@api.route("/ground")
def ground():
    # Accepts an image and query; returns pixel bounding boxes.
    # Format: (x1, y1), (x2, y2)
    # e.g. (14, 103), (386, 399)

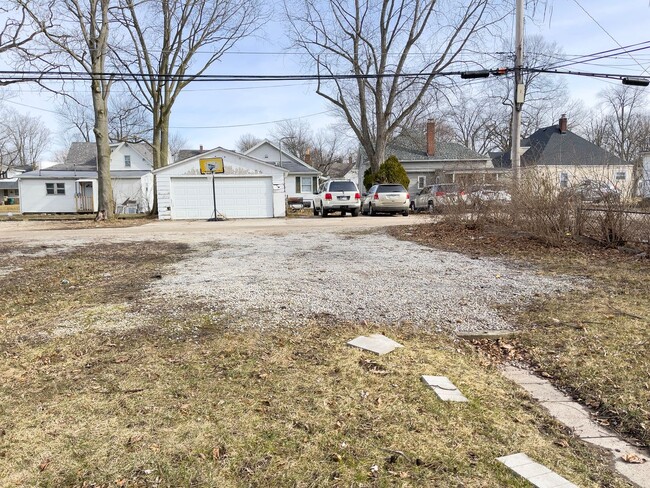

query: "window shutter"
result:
(312, 177), (317, 191)
(295, 177), (301, 193)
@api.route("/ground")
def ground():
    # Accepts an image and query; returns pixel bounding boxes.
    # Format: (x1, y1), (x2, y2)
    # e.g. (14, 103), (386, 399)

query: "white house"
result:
(244, 140), (320, 205)
(640, 151), (650, 199)
(0, 164), (32, 204)
(18, 142), (154, 214)
(154, 147), (288, 220)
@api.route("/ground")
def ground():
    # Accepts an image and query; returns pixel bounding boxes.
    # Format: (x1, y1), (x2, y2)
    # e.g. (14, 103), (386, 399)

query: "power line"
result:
(570, 0), (649, 74)
(169, 110), (333, 129)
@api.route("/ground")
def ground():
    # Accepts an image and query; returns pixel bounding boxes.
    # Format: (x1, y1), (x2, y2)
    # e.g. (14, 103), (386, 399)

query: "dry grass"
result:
(0, 241), (632, 487)
(388, 222), (650, 448)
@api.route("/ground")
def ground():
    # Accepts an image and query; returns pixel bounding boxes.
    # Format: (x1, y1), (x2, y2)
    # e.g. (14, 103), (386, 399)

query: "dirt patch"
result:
(0, 241), (190, 350)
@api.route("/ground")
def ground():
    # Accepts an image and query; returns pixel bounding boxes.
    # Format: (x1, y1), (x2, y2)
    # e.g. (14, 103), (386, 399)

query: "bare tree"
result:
(58, 92), (151, 144)
(268, 119), (313, 160)
(114, 0), (263, 172)
(310, 128), (344, 174)
(598, 84), (647, 164)
(287, 0), (502, 173)
(235, 133), (262, 153)
(168, 131), (188, 161)
(0, 108), (50, 168)
(23, 0), (116, 219)
(0, 1), (49, 86)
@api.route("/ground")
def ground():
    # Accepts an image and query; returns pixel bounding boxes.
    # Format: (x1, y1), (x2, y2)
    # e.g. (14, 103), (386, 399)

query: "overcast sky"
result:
(3, 0), (650, 160)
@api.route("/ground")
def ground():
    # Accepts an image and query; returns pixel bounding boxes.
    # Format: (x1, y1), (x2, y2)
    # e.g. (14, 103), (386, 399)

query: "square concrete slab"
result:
(347, 334), (403, 355)
(497, 453), (578, 488)
(421, 375), (468, 402)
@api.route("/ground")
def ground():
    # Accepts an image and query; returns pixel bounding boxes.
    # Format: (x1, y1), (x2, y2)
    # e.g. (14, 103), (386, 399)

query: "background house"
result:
(18, 142), (154, 214)
(358, 121), (495, 193)
(0, 164), (32, 204)
(154, 147), (288, 220)
(492, 115), (635, 195)
(244, 140), (320, 205)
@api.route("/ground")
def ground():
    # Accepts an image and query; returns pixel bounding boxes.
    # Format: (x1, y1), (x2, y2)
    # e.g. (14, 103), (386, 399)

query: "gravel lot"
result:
(0, 218), (578, 332)
(147, 229), (576, 332)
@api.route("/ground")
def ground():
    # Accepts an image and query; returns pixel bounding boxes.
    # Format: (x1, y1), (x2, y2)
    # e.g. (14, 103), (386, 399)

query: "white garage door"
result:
(170, 176), (273, 219)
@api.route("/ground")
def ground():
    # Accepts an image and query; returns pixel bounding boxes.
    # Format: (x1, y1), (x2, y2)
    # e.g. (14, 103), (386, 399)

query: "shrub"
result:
(363, 156), (410, 190)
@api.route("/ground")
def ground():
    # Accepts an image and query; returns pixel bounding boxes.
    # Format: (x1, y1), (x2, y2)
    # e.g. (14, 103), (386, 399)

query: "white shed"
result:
(154, 147), (288, 220)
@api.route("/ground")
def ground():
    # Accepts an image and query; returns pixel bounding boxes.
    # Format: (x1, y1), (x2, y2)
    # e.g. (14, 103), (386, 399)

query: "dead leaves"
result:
(621, 453), (647, 464)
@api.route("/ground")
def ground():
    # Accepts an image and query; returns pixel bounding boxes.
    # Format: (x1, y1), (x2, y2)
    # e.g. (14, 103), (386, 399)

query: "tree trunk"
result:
(159, 110), (171, 169)
(91, 77), (114, 220)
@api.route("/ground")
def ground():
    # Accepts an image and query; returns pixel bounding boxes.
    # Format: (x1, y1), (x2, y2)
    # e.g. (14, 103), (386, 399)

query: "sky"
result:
(3, 0), (650, 160)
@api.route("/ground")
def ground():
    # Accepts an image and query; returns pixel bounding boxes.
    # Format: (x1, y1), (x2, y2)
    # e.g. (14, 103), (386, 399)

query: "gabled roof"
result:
(154, 146), (289, 174)
(387, 132), (489, 162)
(45, 141), (154, 172)
(493, 124), (630, 168)
(244, 140), (320, 175)
(175, 148), (208, 162)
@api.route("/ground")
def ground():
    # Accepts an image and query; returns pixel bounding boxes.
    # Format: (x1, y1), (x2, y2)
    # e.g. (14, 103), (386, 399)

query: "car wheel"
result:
(410, 201), (415, 212)
(341, 210), (346, 216)
(369, 204), (376, 216)
(351, 208), (359, 217)
(427, 201), (434, 213)
(313, 204), (319, 216)
(402, 210), (409, 216)
(321, 204), (328, 218)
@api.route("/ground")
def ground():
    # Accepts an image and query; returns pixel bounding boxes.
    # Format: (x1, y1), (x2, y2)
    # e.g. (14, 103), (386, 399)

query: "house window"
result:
(124, 155), (131, 168)
(615, 171), (627, 181)
(295, 176), (313, 193)
(46, 183), (65, 195)
(559, 172), (569, 188)
(417, 176), (426, 189)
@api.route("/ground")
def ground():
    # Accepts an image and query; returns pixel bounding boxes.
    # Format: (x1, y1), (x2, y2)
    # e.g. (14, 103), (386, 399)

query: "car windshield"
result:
(329, 181), (357, 191)
(377, 184), (406, 193)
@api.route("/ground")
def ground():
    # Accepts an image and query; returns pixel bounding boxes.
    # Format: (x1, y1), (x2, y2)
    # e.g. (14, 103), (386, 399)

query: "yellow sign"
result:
(199, 157), (224, 174)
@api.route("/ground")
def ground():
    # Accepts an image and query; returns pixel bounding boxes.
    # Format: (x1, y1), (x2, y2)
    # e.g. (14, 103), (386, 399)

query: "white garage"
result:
(170, 176), (273, 219)
(155, 147), (288, 220)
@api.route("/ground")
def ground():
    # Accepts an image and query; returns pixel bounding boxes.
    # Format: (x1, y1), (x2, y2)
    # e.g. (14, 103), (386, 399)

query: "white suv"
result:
(313, 179), (361, 217)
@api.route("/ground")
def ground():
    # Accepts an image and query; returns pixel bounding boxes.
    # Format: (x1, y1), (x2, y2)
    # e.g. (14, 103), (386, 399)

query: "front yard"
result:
(0, 238), (632, 487)
(389, 221), (650, 449)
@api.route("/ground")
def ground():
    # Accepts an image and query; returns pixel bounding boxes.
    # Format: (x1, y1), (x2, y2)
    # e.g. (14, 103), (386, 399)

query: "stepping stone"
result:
(347, 334), (403, 355)
(497, 453), (578, 488)
(420, 375), (468, 402)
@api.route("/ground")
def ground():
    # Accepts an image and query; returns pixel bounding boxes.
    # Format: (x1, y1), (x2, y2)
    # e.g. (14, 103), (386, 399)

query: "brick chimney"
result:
(199, 145), (204, 151)
(305, 148), (312, 164)
(559, 114), (568, 134)
(426, 119), (436, 157)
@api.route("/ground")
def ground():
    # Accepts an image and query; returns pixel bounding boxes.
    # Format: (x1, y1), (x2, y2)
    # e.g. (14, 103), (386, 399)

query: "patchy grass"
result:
(0, 241), (630, 486)
(0, 204), (19, 213)
(388, 221), (650, 448)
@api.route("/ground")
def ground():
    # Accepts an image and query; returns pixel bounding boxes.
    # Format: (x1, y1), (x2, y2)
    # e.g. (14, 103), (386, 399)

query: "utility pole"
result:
(511, 0), (525, 183)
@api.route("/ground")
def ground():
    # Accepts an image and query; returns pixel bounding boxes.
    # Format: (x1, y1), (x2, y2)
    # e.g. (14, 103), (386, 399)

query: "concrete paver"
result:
(347, 334), (403, 355)
(421, 375), (468, 402)
(502, 365), (650, 487)
(497, 453), (578, 488)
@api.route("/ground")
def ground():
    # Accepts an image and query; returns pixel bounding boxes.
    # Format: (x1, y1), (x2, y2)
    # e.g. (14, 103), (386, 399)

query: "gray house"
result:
(356, 121), (495, 194)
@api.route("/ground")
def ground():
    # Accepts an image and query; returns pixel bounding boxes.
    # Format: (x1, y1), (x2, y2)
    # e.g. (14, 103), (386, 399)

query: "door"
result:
(170, 176), (273, 219)
(75, 181), (94, 212)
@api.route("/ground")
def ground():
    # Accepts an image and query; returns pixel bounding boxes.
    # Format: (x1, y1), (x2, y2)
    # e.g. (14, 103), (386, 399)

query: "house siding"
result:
(531, 164), (635, 196)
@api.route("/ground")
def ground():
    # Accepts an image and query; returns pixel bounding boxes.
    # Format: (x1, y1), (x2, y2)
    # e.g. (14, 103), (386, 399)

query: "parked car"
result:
(410, 183), (462, 212)
(361, 183), (410, 216)
(466, 184), (511, 204)
(565, 180), (620, 203)
(313, 179), (361, 217)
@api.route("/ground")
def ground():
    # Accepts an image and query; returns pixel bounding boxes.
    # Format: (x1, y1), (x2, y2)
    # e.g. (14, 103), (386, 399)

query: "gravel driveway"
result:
(148, 229), (575, 332)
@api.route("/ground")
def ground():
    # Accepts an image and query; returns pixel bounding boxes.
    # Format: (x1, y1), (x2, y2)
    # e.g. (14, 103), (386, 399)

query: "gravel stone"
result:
(147, 232), (578, 331)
